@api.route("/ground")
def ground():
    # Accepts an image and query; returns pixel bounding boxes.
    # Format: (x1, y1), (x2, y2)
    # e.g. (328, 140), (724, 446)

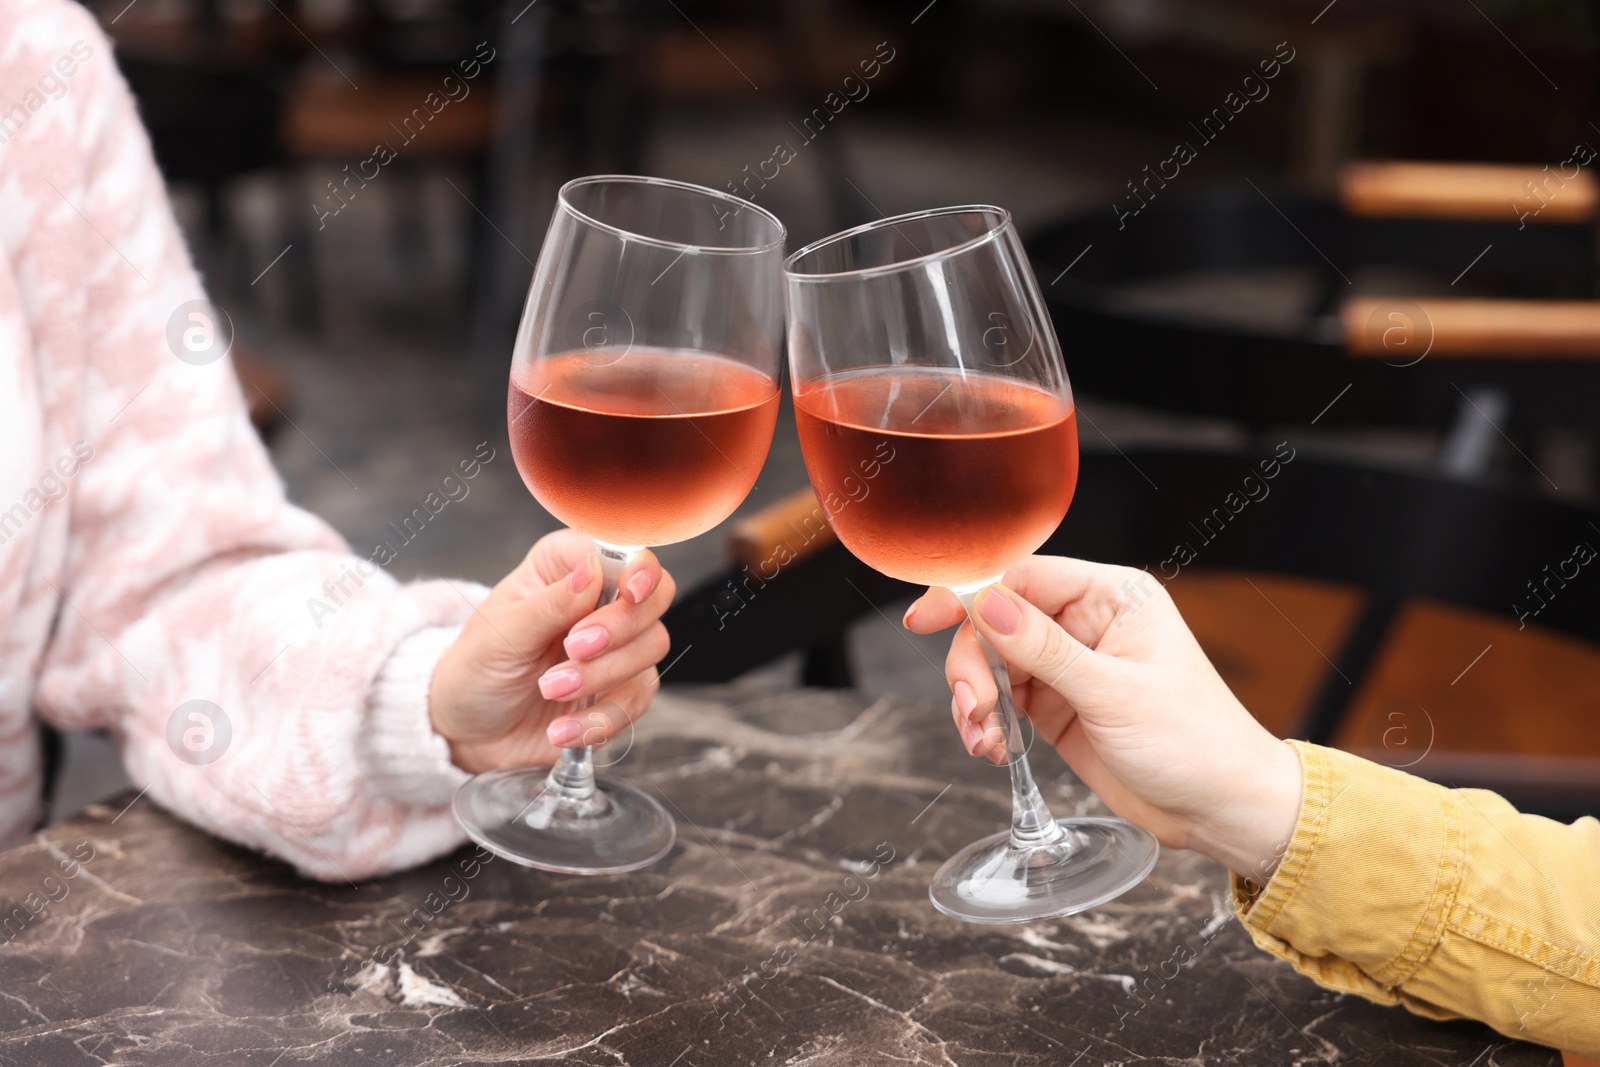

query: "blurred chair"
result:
(665, 449), (1600, 819)
(280, 66), (499, 327)
(1058, 448), (1600, 819)
(467, 0), (897, 419)
(1336, 160), (1600, 365)
(663, 491), (907, 690)
(118, 55), (284, 289)
(116, 55), (294, 441)
(1338, 160), (1600, 224)
(1025, 176), (1600, 483)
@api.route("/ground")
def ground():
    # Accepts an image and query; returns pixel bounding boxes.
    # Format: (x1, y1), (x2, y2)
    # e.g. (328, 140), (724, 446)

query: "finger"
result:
(945, 622), (996, 724)
(562, 558), (677, 662)
(903, 586), (965, 633)
(474, 544), (604, 661)
(970, 584), (1108, 702)
(949, 691), (1005, 763)
(538, 622), (671, 703)
(997, 555), (1117, 616)
(617, 549), (667, 606)
(953, 679), (979, 725)
(522, 529), (608, 588)
(980, 708), (1007, 765)
(546, 668), (658, 747)
(1003, 556), (1160, 648)
(954, 701), (986, 757)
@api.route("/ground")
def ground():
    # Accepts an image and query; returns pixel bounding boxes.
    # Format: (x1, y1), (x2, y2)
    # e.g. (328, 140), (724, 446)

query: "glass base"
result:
(929, 817), (1159, 924)
(452, 767), (676, 875)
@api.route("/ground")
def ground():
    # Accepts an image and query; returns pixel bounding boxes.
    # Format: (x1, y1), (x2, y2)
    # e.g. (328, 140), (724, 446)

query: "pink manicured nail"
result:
(959, 720), (983, 756)
(625, 569), (655, 604)
(564, 625), (610, 660)
(979, 588), (1021, 634)
(902, 600), (919, 628)
(539, 666), (582, 700)
(547, 718), (582, 746)
(569, 557), (594, 594)
(953, 680), (978, 721)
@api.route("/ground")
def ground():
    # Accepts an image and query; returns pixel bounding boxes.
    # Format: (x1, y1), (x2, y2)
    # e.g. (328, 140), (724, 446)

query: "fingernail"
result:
(959, 719), (983, 755)
(983, 725), (1006, 751)
(987, 744), (1008, 766)
(953, 680), (978, 721)
(564, 625), (610, 660)
(568, 557), (594, 594)
(625, 568), (655, 604)
(979, 588), (1021, 635)
(539, 665), (582, 700)
(902, 600), (919, 627)
(547, 718), (582, 746)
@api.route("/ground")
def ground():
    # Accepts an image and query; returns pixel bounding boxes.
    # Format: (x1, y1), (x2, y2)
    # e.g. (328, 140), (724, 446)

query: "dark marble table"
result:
(0, 688), (1558, 1066)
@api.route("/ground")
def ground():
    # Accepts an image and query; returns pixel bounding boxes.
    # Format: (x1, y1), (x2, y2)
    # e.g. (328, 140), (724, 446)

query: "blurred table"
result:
(0, 688), (1557, 1065)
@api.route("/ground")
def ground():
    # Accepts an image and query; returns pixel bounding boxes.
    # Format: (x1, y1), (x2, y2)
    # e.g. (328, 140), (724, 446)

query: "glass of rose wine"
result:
(453, 175), (786, 874)
(784, 205), (1159, 922)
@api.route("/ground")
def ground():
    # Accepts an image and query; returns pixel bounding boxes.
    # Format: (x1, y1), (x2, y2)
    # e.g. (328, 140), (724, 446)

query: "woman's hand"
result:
(429, 529), (675, 774)
(903, 556), (1303, 880)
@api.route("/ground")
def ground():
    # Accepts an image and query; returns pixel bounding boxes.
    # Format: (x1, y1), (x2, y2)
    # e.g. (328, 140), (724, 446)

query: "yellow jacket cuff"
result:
(1231, 740), (1600, 1058)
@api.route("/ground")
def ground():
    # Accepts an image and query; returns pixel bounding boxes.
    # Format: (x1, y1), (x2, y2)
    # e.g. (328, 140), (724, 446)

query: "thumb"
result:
(969, 584), (1108, 700)
(480, 546), (602, 654)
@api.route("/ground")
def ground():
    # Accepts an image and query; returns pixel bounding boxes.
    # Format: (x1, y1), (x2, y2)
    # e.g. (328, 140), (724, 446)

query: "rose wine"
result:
(794, 366), (1078, 587)
(509, 349), (779, 547)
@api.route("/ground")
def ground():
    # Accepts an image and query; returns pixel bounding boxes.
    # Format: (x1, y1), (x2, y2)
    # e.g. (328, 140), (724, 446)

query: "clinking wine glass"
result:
(452, 175), (786, 874)
(783, 205), (1160, 922)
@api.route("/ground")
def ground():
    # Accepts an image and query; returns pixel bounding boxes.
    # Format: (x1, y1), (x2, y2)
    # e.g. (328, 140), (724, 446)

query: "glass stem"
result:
(956, 589), (1068, 851)
(543, 541), (637, 803)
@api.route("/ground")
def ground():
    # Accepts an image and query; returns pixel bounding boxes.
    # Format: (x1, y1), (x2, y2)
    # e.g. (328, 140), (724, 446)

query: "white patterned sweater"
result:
(0, 0), (482, 878)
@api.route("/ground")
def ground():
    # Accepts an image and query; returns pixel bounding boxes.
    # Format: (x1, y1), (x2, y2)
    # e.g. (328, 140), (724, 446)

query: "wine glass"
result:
(453, 175), (786, 874)
(783, 205), (1159, 922)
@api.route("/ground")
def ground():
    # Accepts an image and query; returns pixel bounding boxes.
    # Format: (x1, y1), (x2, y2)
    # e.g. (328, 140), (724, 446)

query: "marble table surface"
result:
(0, 686), (1558, 1066)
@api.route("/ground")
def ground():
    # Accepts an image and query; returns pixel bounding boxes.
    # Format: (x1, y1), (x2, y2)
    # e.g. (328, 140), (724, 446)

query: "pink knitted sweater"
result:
(0, 0), (483, 879)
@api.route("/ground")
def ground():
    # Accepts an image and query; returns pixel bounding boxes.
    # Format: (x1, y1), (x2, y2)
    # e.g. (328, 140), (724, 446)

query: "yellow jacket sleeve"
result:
(1232, 741), (1600, 1057)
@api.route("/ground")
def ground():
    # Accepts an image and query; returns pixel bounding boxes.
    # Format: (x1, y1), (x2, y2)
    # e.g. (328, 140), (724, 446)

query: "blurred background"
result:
(51, 0), (1600, 824)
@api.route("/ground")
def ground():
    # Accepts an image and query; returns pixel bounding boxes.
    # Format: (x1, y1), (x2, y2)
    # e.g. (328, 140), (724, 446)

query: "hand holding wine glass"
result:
(430, 528), (674, 774)
(904, 556), (1304, 881)
(453, 175), (785, 875)
(785, 205), (1159, 922)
